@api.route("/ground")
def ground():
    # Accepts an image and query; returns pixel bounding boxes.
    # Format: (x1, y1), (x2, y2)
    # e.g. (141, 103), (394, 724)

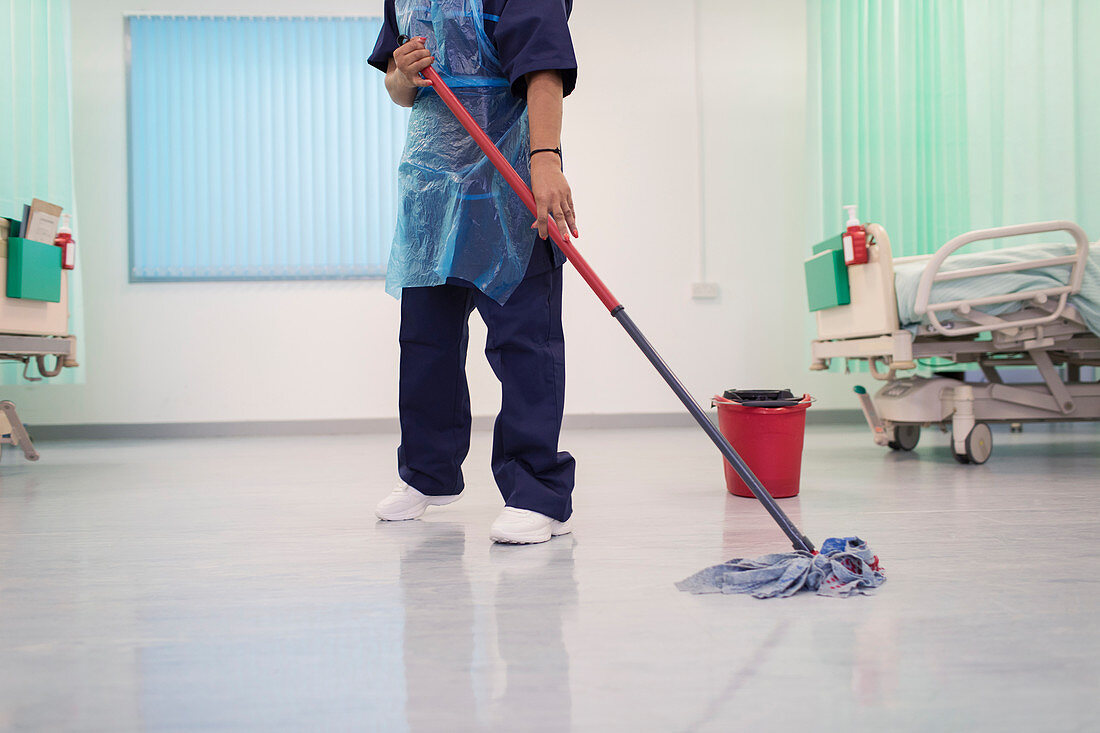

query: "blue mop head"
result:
(676, 537), (885, 599)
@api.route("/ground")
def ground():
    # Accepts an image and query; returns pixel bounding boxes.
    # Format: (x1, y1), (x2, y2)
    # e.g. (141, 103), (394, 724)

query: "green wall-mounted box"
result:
(7, 238), (63, 302)
(812, 233), (844, 255)
(804, 248), (850, 312)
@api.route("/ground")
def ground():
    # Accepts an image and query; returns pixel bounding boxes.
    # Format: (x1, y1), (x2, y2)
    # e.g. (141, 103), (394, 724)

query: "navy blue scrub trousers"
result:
(397, 265), (576, 522)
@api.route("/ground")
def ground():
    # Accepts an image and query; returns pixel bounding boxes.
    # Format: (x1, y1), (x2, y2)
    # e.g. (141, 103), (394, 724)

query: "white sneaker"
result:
(375, 484), (461, 521)
(490, 507), (572, 545)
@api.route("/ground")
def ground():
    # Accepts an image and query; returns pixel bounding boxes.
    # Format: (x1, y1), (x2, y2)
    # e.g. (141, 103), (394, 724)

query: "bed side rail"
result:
(913, 220), (1090, 337)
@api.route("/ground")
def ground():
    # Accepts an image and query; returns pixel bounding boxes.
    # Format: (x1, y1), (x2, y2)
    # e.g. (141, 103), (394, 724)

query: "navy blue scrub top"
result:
(368, 0), (578, 98)
(368, 0), (577, 282)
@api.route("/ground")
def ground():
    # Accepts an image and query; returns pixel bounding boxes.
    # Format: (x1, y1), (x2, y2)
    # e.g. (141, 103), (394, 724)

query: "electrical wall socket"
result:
(692, 282), (720, 300)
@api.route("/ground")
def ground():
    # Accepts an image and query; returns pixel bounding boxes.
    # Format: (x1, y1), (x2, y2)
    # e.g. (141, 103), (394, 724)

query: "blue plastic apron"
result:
(388, 0), (534, 305)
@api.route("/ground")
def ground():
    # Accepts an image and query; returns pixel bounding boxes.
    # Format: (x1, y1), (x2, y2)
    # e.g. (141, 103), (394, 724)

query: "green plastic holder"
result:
(7, 238), (63, 302)
(812, 233), (844, 255)
(804, 248), (850, 312)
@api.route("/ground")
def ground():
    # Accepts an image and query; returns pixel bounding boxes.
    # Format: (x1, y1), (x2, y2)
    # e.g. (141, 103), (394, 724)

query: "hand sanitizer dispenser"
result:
(54, 214), (76, 270)
(842, 205), (868, 266)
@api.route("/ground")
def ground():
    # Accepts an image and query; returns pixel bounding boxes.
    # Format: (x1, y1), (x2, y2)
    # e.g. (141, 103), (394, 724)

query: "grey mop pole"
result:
(612, 308), (815, 554)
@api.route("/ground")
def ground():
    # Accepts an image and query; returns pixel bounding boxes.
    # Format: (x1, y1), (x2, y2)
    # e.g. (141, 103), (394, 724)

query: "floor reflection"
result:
(397, 522), (577, 733)
(722, 491), (804, 558)
(677, 619), (791, 732)
(489, 538), (576, 732)
(399, 522), (478, 732)
(853, 612), (899, 705)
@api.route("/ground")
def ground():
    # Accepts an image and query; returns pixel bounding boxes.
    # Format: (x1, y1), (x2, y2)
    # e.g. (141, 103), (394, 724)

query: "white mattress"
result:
(893, 242), (1100, 336)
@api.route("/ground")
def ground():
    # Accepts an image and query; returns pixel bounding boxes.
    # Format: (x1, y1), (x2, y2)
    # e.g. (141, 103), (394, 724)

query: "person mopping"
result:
(367, 0), (580, 544)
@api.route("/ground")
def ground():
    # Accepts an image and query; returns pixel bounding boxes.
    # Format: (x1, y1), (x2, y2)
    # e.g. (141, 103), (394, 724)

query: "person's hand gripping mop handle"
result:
(417, 63), (815, 554)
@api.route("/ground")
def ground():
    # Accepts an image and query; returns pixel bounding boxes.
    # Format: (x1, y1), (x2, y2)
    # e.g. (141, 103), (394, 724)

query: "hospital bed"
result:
(807, 220), (1100, 464)
(0, 262), (78, 461)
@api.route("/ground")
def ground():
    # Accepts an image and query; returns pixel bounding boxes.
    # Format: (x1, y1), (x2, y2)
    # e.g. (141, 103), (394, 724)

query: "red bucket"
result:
(712, 391), (812, 499)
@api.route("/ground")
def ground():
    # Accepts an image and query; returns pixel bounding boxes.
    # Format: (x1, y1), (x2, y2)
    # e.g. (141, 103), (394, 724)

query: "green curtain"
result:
(0, 0), (83, 384)
(808, 0), (1100, 253)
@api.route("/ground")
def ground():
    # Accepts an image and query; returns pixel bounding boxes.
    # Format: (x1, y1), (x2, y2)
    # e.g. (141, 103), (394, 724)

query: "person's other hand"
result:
(530, 154), (578, 244)
(393, 36), (433, 88)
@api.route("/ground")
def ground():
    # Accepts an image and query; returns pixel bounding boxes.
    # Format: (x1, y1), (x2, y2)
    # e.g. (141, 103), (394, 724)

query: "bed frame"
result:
(809, 220), (1100, 463)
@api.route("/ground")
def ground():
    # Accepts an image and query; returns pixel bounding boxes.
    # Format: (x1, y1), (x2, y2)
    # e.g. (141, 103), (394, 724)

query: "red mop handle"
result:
(420, 66), (622, 313)
(413, 64), (815, 553)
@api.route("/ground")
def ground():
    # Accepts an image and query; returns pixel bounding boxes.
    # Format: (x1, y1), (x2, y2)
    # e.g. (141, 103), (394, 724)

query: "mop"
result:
(410, 57), (885, 598)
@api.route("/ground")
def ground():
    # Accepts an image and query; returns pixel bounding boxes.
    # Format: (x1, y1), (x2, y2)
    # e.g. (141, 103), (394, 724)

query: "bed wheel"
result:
(953, 423), (992, 465)
(888, 424), (920, 451)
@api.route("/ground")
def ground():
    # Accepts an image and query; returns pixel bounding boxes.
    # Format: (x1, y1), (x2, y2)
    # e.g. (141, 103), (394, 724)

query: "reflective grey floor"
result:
(1, 423), (1098, 732)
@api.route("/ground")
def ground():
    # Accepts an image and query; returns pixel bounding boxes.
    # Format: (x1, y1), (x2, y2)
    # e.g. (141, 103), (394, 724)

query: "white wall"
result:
(7, 0), (860, 427)
(691, 0), (863, 408)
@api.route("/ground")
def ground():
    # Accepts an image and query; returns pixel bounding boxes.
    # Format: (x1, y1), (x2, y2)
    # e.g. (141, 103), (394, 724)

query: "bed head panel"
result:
(815, 223), (901, 340)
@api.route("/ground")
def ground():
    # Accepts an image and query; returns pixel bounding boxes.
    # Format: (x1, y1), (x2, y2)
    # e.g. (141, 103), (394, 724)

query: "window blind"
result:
(127, 15), (408, 280)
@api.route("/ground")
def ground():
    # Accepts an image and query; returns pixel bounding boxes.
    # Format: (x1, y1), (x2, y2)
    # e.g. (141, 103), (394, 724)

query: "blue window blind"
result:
(126, 16), (409, 281)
